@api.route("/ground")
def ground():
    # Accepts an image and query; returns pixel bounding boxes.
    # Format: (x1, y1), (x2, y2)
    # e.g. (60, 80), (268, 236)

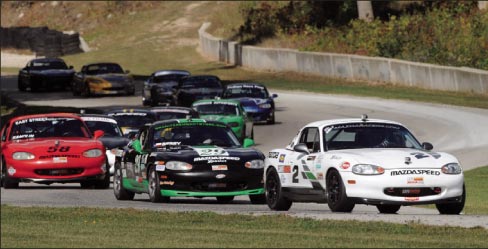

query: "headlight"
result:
(12, 152), (35, 160)
(442, 163), (462, 174)
(228, 122), (240, 127)
(165, 161), (192, 170)
(259, 103), (271, 109)
(352, 164), (385, 175)
(83, 149), (103, 158)
(245, 159), (264, 169)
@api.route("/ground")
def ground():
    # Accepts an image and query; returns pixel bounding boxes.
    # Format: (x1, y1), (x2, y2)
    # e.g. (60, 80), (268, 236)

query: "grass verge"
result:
(1, 205), (487, 248)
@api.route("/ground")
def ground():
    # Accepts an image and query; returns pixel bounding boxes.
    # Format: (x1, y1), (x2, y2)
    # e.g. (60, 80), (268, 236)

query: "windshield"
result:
(152, 123), (239, 147)
(181, 77), (221, 89)
(10, 117), (90, 140)
(30, 61), (68, 70)
(223, 85), (268, 99)
(324, 123), (422, 150)
(109, 113), (154, 128)
(154, 112), (191, 120)
(84, 120), (123, 137)
(152, 74), (186, 84)
(85, 64), (124, 75)
(193, 104), (238, 116)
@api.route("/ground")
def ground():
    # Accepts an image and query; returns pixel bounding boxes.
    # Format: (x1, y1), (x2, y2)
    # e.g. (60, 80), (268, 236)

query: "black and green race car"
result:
(113, 118), (266, 204)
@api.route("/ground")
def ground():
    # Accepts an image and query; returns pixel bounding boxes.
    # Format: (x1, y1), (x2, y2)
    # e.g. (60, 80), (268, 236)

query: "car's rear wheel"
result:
(326, 169), (355, 212)
(249, 194), (266, 204)
(436, 185), (465, 215)
(148, 166), (170, 203)
(1, 158), (19, 189)
(113, 161), (135, 200)
(376, 204), (401, 214)
(265, 167), (292, 211)
(216, 196), (234, 203)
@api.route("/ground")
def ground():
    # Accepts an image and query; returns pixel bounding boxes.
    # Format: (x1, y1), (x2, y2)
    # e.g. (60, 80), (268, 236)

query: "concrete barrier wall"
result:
(198, 22), (488, 95)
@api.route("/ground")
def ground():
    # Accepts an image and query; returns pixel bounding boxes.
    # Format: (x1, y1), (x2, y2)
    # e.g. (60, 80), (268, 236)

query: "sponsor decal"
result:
(39, 154), (80, 159)
(278, 165), (291, 173)
(405, 197), (420, 202)
(268, 152), (279, 159)
(160, 181), (175, 185)
(212, 165), (228, 171)
(410, 152), (429, 159)
(427, 152), (441, 159)
(12, 134), (35, 139)
(332, 123), (401, 130)
(194, 156), (240, 164)
(8, 167), (16, 176)
(407, 177), (424, 184)
(193, 147), (229, 156)
(330, 155), (341, 160)
(307, 156), (316, 161)
(15, 117), (76, 125)
(227, 84), (265, 90)
(340, 162), (351, 169)
(111, 112), (147, 116)
(315, 164), (322, 169)
(279, 154), (285, 163)
(390, 170), (440, 176)
(154, 122), (226, 131)
(53, 157), (68, 163)
(81, 117), (117, 124)
(402, 188), (421, 194)
(155, 141), (181, 147)
(215, 174), (226, 179)
(156, 165), (166, 171)
(316, 172), (324, 180)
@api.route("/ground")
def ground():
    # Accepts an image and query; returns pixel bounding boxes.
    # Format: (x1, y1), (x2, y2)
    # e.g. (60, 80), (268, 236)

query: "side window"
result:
(1, 123), (9, 142)
(299, 127), (320, 153)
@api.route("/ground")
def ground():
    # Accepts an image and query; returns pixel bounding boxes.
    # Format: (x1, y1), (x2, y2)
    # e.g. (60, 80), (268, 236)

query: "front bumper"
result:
(245, 109), (273, 122)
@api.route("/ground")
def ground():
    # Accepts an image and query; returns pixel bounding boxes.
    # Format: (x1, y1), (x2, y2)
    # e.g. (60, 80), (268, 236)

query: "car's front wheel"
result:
(113, 161), (135, 200)
(436, 185), (465, 215)
(376, 204), (401, 214)
(326, 169), (355, 212)
(1, 158), (19, 189)
(148, 165), (170, 203)
(265, 167), (292, 211)
(18, 77), (26, 91)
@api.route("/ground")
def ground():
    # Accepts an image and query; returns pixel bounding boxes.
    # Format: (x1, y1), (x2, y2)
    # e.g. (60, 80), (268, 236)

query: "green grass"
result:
(455, 166), (488, 214)
(1, 205), (487, 248)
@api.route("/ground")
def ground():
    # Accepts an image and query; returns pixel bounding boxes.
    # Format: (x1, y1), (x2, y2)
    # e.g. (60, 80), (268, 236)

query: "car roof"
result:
(29, 57), (65, 63)
(152, 70), (190, 77)
(150, 106), (195, 113)
(83, 62), (122, 67)
(9, 113), (83, 122)
(191, 99), (241, 106)
(106, 108), (152, 114)
(225, 82), (266, 88)
(182, 75), (220, 80)
(304, 117), (404, 129)
(150, 118), (228, 128)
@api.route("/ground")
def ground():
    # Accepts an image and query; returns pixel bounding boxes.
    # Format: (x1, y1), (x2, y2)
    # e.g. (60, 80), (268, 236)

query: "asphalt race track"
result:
(1, 75), (488, 228)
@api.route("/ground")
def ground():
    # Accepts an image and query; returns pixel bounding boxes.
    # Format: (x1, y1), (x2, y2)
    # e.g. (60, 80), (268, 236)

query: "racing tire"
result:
(18, 78), (26, 91)
(265, 167), (292, 211)
(326, 170), (355, 212)
(249, 194), (266, 204)
(436, 185), (465, 215)
(1, 158), (19, 189)
(113, 162), (135, 200)
(216, 196), (234, 204)
(267, 112), (275, 125)
(93, 160), (110, 189)
(376, 204), (401, 214)
(82, 83), (91, 97)
(148, 166), (170, 203)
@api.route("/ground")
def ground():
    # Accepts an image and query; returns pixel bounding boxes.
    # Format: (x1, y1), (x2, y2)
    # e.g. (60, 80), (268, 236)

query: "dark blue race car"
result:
(222, 82), (278, 124)
(18, 57), (75, 92)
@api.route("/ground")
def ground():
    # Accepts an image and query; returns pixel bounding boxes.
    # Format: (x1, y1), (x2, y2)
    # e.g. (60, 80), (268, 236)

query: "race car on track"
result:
(79, 114), (130, 175)
(264, 115), (465, 214)
(142, 70), (191, 106)
(113, 118), (266, 204)
(71, 62), (135, 97)
(222, 82), (278, 124)
(0, 113), (110, 189)
(18, 57), (75, 92)
(191, 99), (253, 142)
(150, 106), (199, 121)
(172, 75), (223, 107)
(106, 109), (157, 138)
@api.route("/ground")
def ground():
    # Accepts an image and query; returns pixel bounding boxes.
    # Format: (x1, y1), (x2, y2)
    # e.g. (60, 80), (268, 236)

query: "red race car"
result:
(0, 113), (110, 189)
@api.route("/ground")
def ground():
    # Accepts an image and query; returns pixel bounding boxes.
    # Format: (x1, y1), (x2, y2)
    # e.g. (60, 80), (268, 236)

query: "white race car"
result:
(264, 115), (465, 214)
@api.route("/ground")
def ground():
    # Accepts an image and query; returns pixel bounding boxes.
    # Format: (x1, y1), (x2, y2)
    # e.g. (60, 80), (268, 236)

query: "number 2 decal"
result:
(292, 165), (299, 183)
(47, 146), (70, 153)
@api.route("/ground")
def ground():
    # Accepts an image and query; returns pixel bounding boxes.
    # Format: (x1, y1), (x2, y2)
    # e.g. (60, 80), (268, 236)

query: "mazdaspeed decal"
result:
(390, 169), (440, 176)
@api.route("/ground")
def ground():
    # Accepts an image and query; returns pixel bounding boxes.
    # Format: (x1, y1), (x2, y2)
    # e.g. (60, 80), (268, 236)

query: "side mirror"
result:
(93, 130), (105, 139)
(69, 65), (74, 69)
(422, 142), (433, 151)
(272, 93), (278, 98)
(242, 138), (255, 148)
(125, 70), (130, 74)
(293, 143), (309, 154)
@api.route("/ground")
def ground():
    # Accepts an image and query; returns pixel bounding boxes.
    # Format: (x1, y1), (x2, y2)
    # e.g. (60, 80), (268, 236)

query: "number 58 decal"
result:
(47, 146), (70, 153)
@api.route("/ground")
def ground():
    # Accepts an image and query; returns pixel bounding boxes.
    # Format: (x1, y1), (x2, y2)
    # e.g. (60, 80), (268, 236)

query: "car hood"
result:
(94, 74), (130, 82)
(232, 97), (269, 106)
(329, 148), (459, 169)
(151, 145), (263, 163)
(30, 69), (74, 76)
(98, 136), (130, 149)
(6, 138), (102, 154)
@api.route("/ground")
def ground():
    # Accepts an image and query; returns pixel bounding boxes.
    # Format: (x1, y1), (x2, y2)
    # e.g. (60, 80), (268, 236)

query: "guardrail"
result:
(199, 22), (488, 95)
